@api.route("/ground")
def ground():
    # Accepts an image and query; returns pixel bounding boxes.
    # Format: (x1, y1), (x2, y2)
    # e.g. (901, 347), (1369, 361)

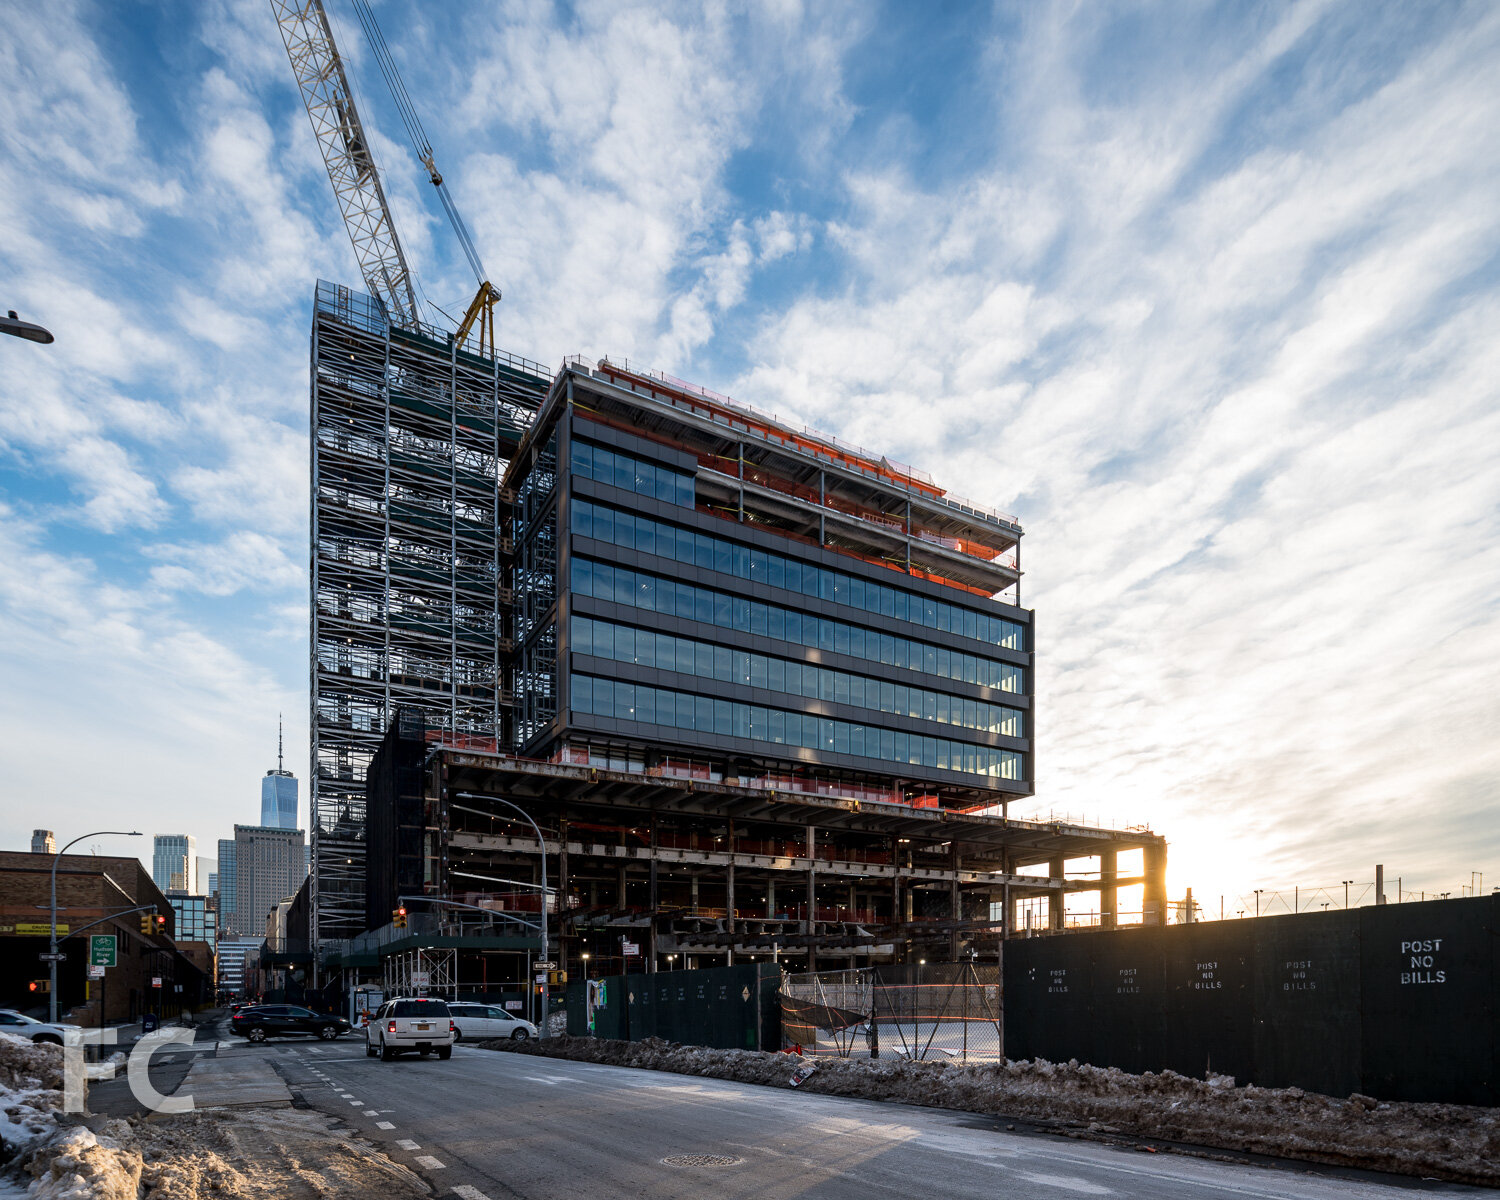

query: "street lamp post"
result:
(1253, 889), (1264, 918)
(51, 831), (143, 1023)
(458, 795), (550, 1034)
(1342, 880), (1353, 909)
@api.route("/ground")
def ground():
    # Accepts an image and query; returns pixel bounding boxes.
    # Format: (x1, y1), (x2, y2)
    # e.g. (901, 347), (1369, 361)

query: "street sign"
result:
(410, 971), (429, 987)
(17, 923), (66, 936)
(151, 976), (162, 988)
(533, 961), (557, 970)
(87, 964), (105, 979)
(38, 952), (66, 963)
(534, 974), (547, 983)
(621, 941), (640, 956)
(89, 934), (117, 968)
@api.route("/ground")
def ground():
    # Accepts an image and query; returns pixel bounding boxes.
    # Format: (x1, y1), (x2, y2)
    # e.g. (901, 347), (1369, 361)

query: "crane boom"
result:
(349, 0), (500, 357)
(270, 0), (422, 330)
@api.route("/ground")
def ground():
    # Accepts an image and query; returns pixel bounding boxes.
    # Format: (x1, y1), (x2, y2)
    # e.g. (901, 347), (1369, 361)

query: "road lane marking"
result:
(396, 1139), (420, 1150)
(451, 1187), (493, 1200)
(349, 1099), (364, 1105)
(414, 1155), (446, 1169)
(364, 1110), (379, 1116)
(522, 1075), (577, 1086)
(376, 1121), (396, 1130)
(1018, 1175), (1112, 1195)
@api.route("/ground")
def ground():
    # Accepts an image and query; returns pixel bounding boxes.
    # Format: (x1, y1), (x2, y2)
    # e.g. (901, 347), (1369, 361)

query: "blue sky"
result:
(1, 0), (1497, 915)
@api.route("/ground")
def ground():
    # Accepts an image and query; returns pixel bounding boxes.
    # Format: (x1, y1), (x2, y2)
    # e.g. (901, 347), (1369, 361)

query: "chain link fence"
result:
(780, 962), (1002, 1063)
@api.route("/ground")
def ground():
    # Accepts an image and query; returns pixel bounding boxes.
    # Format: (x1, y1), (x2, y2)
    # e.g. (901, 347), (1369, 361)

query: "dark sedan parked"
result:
(230, 1004), (350, 1042)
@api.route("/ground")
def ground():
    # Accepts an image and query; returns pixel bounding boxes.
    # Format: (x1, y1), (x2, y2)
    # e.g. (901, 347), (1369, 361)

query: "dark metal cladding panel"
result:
(628, 965), (769, 1049)
(1087, 926), (1167, 1075)
(1359, 898), (1497, 1104)
(1250, 910), (1361, 1096)
(1003, 935), (1093, 1063)
(565, 980), (586, 1036)
(1161, 922), (1256, 1082)
(628, 974), (658, 1041)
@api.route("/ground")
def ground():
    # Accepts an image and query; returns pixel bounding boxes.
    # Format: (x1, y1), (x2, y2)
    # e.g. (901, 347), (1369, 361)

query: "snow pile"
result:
(13, 1109), (431, 1200)
(0, 1033), (64, 1162)
(22, 1125), (141, 1200)
(484, 1035), (1500, 1186)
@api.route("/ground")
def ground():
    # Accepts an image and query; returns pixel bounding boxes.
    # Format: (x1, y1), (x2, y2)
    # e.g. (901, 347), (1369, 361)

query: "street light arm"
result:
(51, 831), (143, 1022)
(455, 792), (551, 1032)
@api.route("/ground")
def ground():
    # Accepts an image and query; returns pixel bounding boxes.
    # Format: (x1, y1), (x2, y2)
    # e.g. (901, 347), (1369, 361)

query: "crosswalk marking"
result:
(376, 1121), (396, 1130)
(451, 1187), (493, 1200)
(414, 1155), (445, 1169)
(396, 1139), (420, 1150)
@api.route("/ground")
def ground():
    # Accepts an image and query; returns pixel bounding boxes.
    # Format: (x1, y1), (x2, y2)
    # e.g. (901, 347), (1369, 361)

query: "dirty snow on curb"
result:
(481, 1034), (1500, 1186)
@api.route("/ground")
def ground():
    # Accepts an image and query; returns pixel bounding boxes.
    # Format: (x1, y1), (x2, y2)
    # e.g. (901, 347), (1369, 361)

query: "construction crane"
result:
(270, 0), (421, 330)
(349, 0), (500, 356)
(271, 0), (500, 354)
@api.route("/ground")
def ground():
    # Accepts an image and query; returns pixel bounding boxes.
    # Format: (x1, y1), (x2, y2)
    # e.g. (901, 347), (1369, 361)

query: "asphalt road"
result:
(170, 1028), (1482, 1200)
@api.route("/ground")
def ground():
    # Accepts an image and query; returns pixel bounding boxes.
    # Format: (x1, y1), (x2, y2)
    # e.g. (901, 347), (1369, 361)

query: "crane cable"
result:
(349, 0), (488, 289)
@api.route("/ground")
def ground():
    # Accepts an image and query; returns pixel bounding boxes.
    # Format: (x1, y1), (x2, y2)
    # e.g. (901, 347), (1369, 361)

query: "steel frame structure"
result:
(310, 281), (549, 944)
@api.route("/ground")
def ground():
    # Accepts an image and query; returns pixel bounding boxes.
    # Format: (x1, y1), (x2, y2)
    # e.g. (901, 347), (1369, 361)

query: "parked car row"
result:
(223, 998), (538, 1051)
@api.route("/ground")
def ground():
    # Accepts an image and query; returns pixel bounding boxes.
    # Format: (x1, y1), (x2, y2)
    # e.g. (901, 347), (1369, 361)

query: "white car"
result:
(448, 1002), (537, 1042)
(0, 1010), (81, 1046)
(365, 997), (454, 1060)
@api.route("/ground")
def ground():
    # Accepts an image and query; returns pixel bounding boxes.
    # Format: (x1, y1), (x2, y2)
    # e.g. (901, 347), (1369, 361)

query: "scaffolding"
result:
(310, 280), (550, 944)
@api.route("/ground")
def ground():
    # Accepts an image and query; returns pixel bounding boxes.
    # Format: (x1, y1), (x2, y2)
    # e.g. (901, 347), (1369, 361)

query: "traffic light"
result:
(393, 906), (407, 929)
(139, 913), (154, 935)
(548, 969), (568, 986)
(28, 980), (49, 994)
(155, 914), (167, 934)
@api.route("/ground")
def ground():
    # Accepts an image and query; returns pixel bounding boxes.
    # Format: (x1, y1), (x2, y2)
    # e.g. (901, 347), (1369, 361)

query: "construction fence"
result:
(780, 961), (1003, 1063)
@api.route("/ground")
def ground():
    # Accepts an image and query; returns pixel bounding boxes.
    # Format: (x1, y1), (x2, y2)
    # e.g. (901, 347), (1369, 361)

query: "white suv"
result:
(365, 997), (455, 1061)
(448, 1002), (537, 1042)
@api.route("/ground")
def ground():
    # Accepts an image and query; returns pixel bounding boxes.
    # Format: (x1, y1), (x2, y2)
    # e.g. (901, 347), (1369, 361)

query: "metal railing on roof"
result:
(565, 354), (1022, 532)
(315, 280), (553, 380)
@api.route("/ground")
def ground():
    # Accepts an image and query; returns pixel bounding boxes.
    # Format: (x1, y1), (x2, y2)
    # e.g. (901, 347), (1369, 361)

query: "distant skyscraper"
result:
(31, 830), (55, 855)
(152, 834), (197, 894)
(232, 823), (305, 939)
(261, 717), (299, 830)
(196, 855), (215, 894)
(217, 839), (237, 934)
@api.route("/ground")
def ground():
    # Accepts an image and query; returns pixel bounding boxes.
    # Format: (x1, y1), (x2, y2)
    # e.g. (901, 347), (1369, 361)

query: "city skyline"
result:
(1, 1), (1497, 909)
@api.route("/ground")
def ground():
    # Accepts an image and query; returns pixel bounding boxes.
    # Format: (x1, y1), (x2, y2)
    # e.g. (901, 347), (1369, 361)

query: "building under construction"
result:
(324, 346), (1168, 998)
(276, 3), (1167, 966)
(309, 282), (549, 940)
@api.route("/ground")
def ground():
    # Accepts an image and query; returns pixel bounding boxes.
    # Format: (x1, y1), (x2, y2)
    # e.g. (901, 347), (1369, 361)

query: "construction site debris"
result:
(483, 1035), (1500, 1186)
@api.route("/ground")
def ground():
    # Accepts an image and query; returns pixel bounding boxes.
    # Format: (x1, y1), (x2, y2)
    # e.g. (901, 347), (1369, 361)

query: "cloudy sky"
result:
(1, 0), (1496, 916)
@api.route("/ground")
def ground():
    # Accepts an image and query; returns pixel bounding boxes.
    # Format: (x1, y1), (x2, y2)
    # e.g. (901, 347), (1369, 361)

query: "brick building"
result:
(0, 851), (206, 1025)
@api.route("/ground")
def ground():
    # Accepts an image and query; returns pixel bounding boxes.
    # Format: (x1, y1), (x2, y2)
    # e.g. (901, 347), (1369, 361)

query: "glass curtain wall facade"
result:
(506, 363), (1033, 808)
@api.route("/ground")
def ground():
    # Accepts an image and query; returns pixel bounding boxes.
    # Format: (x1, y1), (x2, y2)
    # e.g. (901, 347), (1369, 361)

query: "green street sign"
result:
(89, 934), (117, 968)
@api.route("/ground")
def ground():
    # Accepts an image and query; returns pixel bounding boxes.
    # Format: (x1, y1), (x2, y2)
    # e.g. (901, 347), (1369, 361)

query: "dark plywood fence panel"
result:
(1161, 921), (1256, 1082)
(1359, 900), (1497, 1104)
(1005, 934), (1093, 1066)
(1252, 910), (1361, 1097)
(1088, 927), (1166, 1075)
(1003, 895), (1497, 1104)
